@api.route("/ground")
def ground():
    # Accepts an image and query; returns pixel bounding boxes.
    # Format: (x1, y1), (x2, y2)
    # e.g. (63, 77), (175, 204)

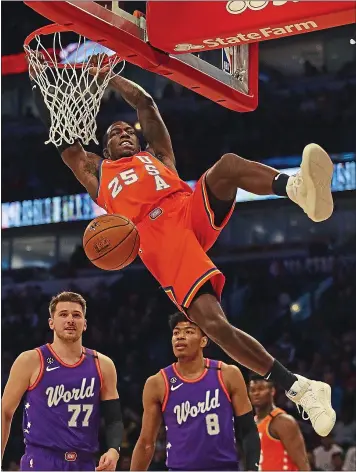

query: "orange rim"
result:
(24, 23), (122, 69)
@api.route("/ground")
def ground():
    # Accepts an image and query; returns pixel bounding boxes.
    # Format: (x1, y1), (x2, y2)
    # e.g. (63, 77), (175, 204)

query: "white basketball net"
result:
(24, 32), (124, 146)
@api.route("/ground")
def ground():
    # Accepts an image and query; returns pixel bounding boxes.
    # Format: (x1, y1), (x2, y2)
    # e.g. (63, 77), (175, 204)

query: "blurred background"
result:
(1, 2), (356, 470)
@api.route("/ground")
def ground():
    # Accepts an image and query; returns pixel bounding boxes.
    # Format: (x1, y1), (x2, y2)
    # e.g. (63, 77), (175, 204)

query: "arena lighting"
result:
(134, 122), (142, 131)
(350, 38), (356, 45)
(291, 303), (301, 314)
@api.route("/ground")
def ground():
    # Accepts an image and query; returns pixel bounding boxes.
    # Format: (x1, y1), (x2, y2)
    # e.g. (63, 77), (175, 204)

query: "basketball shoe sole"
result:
(287, 143), (334, 222)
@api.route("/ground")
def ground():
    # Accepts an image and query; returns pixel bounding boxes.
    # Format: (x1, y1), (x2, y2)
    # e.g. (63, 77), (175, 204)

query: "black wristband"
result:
(235, 412), (261, 471)
(101, 398), (124, 453)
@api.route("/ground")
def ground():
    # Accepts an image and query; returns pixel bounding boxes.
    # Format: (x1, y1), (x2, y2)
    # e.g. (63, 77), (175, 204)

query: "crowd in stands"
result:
(2, 254), (355, 470)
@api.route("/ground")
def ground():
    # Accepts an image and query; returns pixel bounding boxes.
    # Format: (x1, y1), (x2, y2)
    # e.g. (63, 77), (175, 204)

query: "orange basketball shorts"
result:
(136, 172), (235, 311)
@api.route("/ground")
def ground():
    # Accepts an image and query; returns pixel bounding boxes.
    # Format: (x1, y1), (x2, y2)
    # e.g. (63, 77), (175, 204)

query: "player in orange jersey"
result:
(249, 375), (310, 471)
(30, 58), (335, 438)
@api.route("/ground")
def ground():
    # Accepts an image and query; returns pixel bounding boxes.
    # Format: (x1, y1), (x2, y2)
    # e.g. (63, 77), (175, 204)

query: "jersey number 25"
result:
(108, 155), (170, 198)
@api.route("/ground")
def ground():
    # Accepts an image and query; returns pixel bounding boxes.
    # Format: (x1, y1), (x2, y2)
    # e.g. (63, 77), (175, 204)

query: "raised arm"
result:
(104, 74), (176, 173)
(222, 364), (261, 472)
(130, 373), (164, 471)
(270, 414), (310, 471)
(2, 350), (39, 459)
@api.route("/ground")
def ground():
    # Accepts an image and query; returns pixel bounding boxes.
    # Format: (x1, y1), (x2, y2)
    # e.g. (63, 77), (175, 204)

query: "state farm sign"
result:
(174, 20), (317, 52)
(146, 1), (356, 55)
(174, 0), (314, 51)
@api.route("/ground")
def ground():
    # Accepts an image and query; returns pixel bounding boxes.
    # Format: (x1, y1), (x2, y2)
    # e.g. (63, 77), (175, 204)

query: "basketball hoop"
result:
(24, 23), (125, 147)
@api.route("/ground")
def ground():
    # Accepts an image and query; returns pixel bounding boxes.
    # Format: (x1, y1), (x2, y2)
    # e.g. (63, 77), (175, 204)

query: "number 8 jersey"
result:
(22, 344), (101, 454)
(161, 359), (239, 471)
(96, 152), (193, 224)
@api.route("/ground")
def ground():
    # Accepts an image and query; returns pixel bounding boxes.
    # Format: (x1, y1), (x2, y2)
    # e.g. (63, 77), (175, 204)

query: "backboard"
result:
(24, 1), (258, 112)
(24, 1), (356, 113)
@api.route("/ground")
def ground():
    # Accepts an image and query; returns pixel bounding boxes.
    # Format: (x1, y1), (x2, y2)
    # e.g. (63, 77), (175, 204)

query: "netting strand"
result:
(24, 32), (124, 146)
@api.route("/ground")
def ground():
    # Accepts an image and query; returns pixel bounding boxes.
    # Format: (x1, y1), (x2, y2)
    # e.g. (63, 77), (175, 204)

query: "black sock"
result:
(272, 173), (289, 197)
(265, 359), (298, 391)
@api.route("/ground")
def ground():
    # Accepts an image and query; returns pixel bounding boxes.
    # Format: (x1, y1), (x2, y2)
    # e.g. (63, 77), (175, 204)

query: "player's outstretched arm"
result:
(270, 414), (310, 471)
(222, 364), (261, 471)
(130, 374), (164, 471)
(91, 66), (177, 173)
(97, 353), (121, 472)
(1, 350), (39, 460)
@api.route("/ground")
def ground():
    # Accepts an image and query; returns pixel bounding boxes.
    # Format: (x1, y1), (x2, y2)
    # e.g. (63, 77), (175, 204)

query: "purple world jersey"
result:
(22, 344), (102, 455)
(161, 358), (239, 471)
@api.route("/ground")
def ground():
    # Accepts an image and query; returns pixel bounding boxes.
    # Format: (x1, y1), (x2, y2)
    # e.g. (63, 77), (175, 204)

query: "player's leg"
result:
(187, 288), (285, 379)
(186, 289), (336, 437)
(206, 143), (334, 223)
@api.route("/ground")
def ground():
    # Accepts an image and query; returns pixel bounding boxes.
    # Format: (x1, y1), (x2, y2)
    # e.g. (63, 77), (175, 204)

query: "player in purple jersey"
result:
(131, 312), (260, 471)
(1, 292), (123, 471)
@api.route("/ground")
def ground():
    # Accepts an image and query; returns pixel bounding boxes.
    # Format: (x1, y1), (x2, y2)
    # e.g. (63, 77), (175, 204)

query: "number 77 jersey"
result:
(96, 151), (193, 224)
(22, 344), (101, 454)
(161, 359), (239, 471)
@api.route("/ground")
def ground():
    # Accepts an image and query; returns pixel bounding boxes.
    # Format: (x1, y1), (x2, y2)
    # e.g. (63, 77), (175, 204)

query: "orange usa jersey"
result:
(257, 408), (298, 471)
(96, 152), (192, 224)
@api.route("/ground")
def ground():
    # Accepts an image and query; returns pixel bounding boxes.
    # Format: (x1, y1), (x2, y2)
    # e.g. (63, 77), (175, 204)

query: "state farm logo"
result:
(226, 0), (298, 15)
(174, 43), (204, 52)
(174, 18), (317, 52)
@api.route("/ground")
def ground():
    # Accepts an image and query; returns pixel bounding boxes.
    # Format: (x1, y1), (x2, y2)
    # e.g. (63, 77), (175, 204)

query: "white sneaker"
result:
(287, 143), (334, 222)
(286, 374), (336, 437)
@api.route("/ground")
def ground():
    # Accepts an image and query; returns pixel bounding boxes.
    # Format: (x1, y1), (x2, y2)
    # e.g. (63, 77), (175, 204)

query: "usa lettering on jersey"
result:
(108, 155), (170, 198)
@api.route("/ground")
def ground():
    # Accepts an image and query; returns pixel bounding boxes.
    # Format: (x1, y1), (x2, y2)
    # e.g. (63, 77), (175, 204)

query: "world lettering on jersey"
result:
(46, 377), (95, 407)
(173, 388), (220, 425)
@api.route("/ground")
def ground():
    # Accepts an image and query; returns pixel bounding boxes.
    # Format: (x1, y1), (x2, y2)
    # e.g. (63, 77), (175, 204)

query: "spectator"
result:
(331, 451), (344, 471)
(313, 435), (343, 471)
(307, 451), (322, 471)
(333, 408), (356, 448)
(343, 446), (356, 471)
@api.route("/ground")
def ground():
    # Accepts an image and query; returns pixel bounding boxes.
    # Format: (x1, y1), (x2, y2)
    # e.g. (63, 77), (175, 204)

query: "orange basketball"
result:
(83, 215), (140, 270)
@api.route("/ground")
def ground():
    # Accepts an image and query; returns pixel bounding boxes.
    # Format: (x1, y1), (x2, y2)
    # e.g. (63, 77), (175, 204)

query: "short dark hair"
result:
(49, 291), (86, 318)
(168, 312), (209, 345)
(168, 312), (190, 331)
(249, 373), (275, 387)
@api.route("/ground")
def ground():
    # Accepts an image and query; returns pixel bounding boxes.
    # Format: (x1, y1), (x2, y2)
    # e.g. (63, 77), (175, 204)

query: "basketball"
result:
(83, 215), (140, 270)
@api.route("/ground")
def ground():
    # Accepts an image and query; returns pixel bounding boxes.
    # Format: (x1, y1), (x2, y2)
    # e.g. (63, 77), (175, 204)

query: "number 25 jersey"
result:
(96, 152), (192, 224)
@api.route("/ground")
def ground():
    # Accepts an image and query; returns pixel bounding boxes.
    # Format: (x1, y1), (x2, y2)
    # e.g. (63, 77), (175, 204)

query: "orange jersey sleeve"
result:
(96, 151), (192, 224)
(257, 408), (298, 471)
